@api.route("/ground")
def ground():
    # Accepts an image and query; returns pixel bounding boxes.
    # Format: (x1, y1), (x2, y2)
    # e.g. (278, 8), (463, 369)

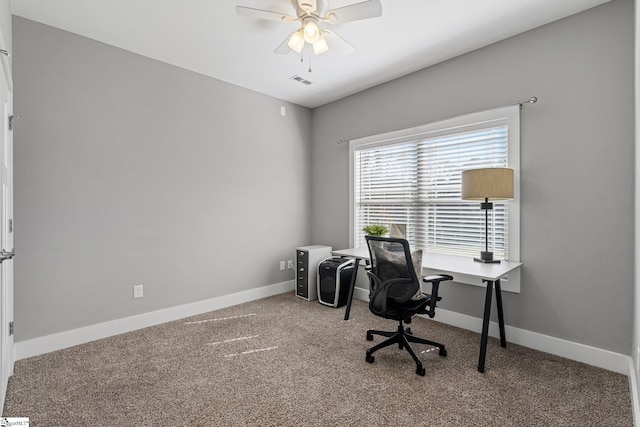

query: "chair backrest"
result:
(365, 236), (422, 304)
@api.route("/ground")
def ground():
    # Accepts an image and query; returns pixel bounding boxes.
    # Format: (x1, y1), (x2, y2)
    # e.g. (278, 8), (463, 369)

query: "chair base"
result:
(365, 320), (446, 376)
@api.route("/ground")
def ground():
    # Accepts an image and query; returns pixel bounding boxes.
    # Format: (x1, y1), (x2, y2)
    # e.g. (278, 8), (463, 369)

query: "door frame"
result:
(0, 28), (13, 410)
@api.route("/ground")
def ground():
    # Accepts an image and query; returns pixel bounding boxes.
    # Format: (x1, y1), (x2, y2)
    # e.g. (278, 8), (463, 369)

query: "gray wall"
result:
(311, 0), (634, 354)
(13, 17), (312, 341)
(11, 0), (636, 355)
(634, 0), (640, 389)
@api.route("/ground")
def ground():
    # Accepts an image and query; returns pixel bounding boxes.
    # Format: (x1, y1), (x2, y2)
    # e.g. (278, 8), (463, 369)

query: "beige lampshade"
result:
(461, 168), (514, 201)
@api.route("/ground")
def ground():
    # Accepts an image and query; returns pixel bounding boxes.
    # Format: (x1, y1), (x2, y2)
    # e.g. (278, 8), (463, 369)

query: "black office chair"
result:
(364, 236), (453, 376)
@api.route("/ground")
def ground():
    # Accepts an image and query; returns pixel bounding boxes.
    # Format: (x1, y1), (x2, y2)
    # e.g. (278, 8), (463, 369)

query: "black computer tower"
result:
(317, 257), (355, 308)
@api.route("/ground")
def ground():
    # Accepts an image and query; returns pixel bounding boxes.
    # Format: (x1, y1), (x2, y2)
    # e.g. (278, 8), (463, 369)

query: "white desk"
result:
(332, 247), (523, 373)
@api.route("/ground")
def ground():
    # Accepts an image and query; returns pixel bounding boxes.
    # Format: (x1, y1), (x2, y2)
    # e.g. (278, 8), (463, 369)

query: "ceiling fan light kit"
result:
(302, 17), (322, 44)
(236, 0), (382, 63)
(312, 36), (329, 55)
(287, 30), (305, 53)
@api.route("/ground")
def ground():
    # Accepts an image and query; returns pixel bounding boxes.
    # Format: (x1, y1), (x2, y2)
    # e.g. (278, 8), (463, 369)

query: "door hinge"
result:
(9, 321), (13, 336)
(8, 115), (18, 131)
(8, 219), (12, 233)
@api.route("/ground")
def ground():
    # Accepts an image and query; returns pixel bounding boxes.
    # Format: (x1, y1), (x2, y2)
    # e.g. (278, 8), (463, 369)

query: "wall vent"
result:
(290, 75), (313, 85)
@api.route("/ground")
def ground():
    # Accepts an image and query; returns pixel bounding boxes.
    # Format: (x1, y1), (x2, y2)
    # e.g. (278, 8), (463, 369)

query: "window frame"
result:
(349, 106), (521, 292)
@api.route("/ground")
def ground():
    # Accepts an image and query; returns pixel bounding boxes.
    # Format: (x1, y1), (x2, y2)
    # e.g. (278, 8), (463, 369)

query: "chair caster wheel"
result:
(366, 353), (375, 364)
(416, 366), (426, 376)
(405, 327), (412, 335)
(366, 332), (373, 341)
(439, 348), (447, 357)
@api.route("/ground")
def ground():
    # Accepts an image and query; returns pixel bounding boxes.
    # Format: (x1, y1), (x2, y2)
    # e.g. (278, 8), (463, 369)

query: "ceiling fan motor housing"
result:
(238, 0), (380, 57)
(296, 0), (328, 15)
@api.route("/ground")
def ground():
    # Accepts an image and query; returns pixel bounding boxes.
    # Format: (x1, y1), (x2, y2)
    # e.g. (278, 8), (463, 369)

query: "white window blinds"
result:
(351, 107), (518, 260)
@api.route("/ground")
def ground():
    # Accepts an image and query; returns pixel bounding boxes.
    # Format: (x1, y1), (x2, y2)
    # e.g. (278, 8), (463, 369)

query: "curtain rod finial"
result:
(518, 96), (538, 109)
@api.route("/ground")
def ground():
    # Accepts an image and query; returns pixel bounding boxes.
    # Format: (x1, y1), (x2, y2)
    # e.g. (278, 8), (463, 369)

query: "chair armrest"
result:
(422, 274), (454, 318)
(423, 274), (454, 283)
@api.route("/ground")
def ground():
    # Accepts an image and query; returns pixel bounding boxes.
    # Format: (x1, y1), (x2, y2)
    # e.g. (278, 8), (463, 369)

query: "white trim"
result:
(349, 106), (518, 149)
(13, 284), (636, 401)
(432, 307), (629, 374)
(357, 285), (638, 421)
(348, 106), (521, 291)
(507, 108), (521, 265)
(352, 285), (370, 301)
(633, 1), (640, 425)
(348, 143), (355, 248)
(353, 286), (628, 374)
(629, 360), (640, 427)
(14, 281), (294, 360)
(0, 25), (11, 91)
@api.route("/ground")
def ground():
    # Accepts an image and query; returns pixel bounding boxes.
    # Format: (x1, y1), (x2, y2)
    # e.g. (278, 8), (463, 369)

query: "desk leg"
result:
(344, 257), (361, 321)
(495, 279), (506, 348)
(478, 279), (494, 373)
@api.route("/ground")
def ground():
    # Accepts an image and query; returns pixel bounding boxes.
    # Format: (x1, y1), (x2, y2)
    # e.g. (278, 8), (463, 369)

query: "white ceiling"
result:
(10, 0), (611, 109)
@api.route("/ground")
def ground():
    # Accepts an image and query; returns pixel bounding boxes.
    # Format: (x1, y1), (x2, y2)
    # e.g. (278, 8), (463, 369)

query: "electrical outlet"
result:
(279, 261), (286, 271)
(133, 284), (144, 299)
(287, 260), (293, 270)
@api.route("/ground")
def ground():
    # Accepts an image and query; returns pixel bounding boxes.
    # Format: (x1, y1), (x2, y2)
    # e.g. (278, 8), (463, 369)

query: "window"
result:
(349, 106), (520, 271)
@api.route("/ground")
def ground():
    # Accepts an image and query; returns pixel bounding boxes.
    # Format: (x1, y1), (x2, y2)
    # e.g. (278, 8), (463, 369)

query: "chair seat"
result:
(383, 295), (431, 319)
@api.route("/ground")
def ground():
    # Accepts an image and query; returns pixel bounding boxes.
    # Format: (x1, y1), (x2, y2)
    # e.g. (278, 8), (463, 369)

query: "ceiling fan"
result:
(236, 0), (382, 57)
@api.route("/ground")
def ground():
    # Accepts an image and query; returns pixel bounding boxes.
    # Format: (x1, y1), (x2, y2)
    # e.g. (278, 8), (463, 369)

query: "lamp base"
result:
(474, 257), (501, 264)
(473, 251), (501, 264)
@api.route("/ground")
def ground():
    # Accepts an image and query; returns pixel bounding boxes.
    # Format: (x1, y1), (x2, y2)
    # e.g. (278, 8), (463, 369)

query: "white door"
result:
(0, 56), (13, 409)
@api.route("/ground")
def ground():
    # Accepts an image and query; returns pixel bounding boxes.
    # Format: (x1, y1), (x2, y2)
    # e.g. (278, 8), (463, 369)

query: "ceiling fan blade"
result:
(323, 30), (355, 56)
(326, 0), (382, 23)
(274, 32), (296, 55)
(236, 6), (296, 22)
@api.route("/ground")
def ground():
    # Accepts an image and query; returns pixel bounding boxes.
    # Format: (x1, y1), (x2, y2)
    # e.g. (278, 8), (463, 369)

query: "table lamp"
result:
(461, 167), (514, 263)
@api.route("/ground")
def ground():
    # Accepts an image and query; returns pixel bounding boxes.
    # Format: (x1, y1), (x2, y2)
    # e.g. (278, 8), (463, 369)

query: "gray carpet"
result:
(3, 293), (633, 426)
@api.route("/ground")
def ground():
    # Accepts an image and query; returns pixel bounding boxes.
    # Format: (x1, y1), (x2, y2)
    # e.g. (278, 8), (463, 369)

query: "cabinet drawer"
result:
(297, 251), (308, 263)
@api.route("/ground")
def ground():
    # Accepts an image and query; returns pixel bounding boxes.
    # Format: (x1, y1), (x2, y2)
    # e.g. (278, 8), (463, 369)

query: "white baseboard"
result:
(14, 283), (636, 375)
(360, 287), (640, 423)
(433, 307), (631, 374)
(15, 281), (294, 361)
(629, 361), (640, 426)
(353, 286), (630, 374)
(12, 282), (640, 423)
